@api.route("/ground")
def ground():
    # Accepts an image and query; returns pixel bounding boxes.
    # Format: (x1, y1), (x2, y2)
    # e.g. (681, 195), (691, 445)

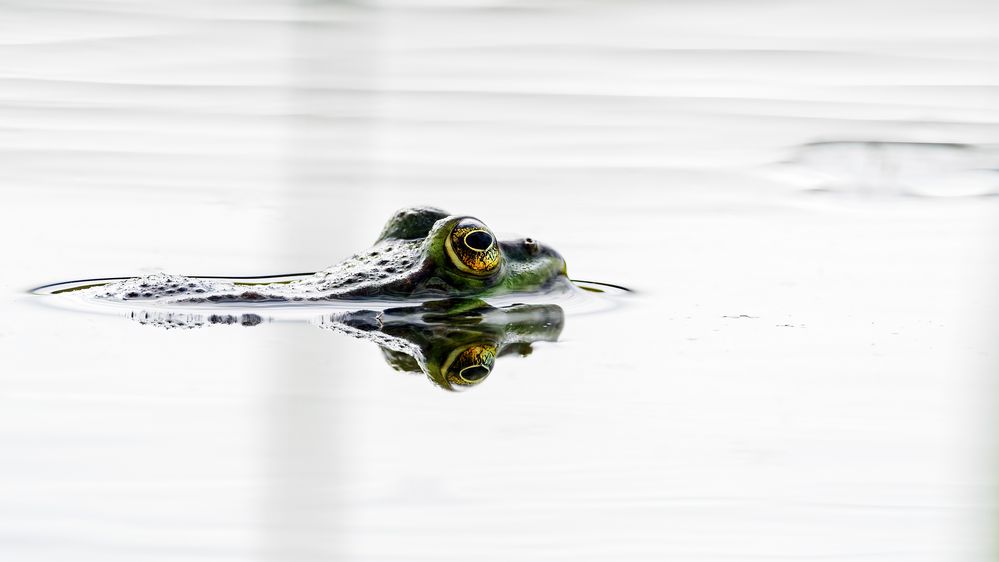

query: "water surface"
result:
(1, 1), (998, 560)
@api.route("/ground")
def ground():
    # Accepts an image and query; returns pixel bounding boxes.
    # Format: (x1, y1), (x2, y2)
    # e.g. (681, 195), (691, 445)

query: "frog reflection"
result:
(318, 299), (564, 391)
(128, 299), (564, 391)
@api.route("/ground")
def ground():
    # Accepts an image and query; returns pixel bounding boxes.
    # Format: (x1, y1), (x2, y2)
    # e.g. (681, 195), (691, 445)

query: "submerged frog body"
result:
(88, 207), (571, 303)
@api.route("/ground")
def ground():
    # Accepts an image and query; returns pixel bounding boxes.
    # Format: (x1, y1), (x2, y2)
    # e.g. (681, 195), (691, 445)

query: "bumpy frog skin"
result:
(88, 207), (571, 304)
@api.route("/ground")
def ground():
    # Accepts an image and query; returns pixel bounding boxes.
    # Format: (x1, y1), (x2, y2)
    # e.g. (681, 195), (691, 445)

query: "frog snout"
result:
(500, 238), (566, 272)
(525, 238), (568, 276)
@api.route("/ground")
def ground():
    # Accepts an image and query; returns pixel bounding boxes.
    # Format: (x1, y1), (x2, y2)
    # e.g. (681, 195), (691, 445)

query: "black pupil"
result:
(460, 365), (491, 382)
(464, 231), (493, 251)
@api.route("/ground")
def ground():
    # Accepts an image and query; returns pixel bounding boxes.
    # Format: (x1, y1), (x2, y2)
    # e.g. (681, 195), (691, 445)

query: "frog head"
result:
(366, 207), (570, 299)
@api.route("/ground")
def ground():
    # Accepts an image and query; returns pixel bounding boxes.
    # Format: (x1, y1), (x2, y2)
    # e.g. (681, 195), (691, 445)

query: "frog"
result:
(86, 206), (572, 304)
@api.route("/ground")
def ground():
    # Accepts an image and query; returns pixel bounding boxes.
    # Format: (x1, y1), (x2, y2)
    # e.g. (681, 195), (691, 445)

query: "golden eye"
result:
(442, 343), (497, 387)
(445, 219), (501, 276)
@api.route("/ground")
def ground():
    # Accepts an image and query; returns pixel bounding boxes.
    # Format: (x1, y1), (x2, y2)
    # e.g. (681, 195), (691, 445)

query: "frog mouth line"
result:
(30, 274), (631, 296)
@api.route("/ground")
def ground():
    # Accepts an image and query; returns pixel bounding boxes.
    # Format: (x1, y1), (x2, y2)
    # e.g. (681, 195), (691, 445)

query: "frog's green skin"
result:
(321, 299), (565, 391)
(91, 207), (571, 303)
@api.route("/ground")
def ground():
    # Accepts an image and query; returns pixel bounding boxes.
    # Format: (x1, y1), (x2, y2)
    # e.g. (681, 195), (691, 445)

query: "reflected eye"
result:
(445, 219), (501, 276)
(442, 343), (497, 387)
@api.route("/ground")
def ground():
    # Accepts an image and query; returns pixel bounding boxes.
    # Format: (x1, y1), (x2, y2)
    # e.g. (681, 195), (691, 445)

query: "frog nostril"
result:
(524, 238), (540, 255)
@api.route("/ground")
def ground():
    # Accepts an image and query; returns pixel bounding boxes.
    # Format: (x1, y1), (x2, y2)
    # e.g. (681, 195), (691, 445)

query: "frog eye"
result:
(445, 219), (501, 276)
(442, 343), (497, 387)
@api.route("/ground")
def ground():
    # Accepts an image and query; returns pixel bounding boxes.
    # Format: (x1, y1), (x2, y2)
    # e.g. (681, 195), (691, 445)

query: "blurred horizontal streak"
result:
(3, 0), (997, 200)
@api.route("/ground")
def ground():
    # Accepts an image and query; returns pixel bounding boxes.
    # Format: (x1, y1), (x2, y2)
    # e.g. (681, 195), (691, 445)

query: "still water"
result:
(1, 0), (998, 560)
